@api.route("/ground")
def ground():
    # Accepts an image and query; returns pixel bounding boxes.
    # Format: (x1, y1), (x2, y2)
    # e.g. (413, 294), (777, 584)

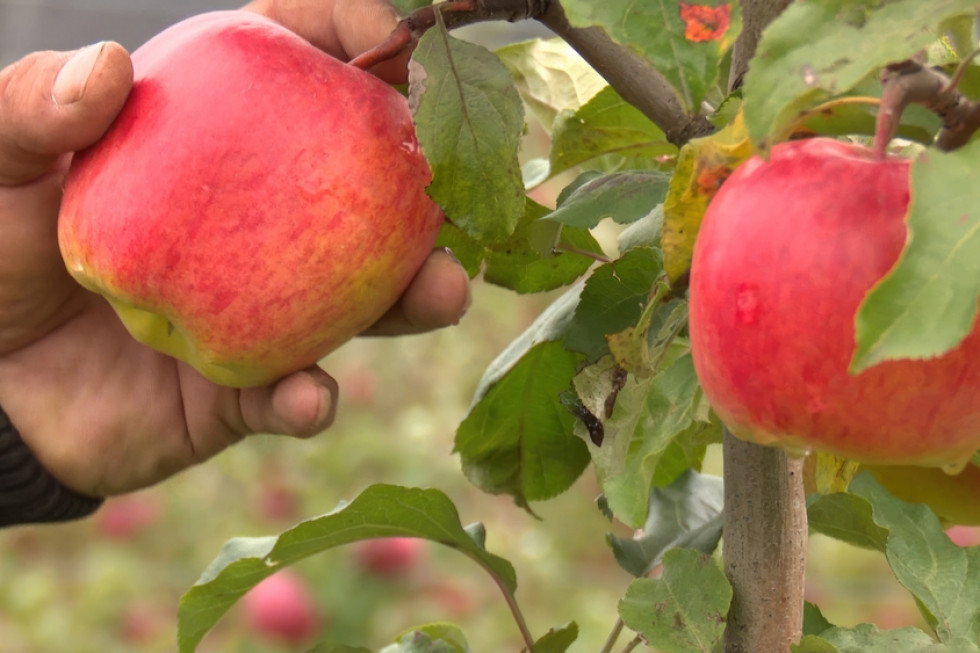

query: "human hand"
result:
(0, 0), (469, 503)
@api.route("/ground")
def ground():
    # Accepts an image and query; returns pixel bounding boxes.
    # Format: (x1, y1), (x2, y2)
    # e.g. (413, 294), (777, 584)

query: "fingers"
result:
(363, 248), (472, 337)
(331, 0), (413, 84)
(239, 367), (339, 438)
(243, 0), (412, 84)
(0, 42), (132, 185)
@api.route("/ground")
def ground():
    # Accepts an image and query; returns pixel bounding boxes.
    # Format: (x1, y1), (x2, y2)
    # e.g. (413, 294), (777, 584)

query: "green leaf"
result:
(618, 205), (664, 253)
(742, 0), (979, 147)
(531, 623), (579, 653)
(803, 601), (835, 637)
(550, 85), (675, 176)
(619, 548), (732, 653)
(660, 113), (754, 284)
(437, 199), (600, 293)
(177, 485), (515, 653)
(564, 247), (663, 362)
(602, 354), (718, 527)
(573, 353), (718, 528)
(793, 635), (841, 653)
(561, 0), (738, 111)
(381, 624), (470, 653)
(545, 171), (671, 229)
(850, 473), (980, 644)
(852, 142), (980, 372)
(390, 0), (431, 14)
(792, 624), (967, 652)
(806, 492), (889, 551)
(607, 469), (724, 577)
(409, 29), (524, 243)
(308, 645), (374, 653)
(455, 339), (589, 507)
(469, 284), (582, 393)
(494, 38), (606, 130)
(484, 200), (600, 293)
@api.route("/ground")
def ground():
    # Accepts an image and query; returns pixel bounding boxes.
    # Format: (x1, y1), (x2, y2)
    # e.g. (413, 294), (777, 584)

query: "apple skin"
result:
(689, 138), (980, 467)
(864, 463), (980, 526)
(59, 11), (444, 387)
(241, 570), (321, 646)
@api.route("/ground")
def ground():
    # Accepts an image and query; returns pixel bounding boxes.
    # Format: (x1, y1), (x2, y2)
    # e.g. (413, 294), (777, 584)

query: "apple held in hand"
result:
(689, 138), (980, 467)
(59, 11), (444, 387)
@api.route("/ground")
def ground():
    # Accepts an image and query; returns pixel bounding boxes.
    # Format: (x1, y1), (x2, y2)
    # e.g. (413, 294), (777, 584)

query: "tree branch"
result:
(728, 0), (792, 91)
(351, 0), (713, 148)
(538, 1), (714, 147)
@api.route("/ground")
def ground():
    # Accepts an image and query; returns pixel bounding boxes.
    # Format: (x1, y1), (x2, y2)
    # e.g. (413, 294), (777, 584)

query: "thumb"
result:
(0, 42), (133, 185)
(239, 367), (339, 438)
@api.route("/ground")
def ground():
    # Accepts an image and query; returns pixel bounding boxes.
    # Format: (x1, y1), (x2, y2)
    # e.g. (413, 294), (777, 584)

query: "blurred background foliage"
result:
(0, 1), (972, 652)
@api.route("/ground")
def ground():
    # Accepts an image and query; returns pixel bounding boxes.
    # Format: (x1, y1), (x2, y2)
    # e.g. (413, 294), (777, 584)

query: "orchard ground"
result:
(0, 276), (948, 653)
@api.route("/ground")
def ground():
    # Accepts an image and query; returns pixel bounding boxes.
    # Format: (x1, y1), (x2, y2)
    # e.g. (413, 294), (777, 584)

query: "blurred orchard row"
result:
(3, 276), (976, 652)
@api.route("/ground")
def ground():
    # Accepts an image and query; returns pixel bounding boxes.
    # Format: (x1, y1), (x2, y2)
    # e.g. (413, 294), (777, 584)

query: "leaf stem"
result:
(488, 571), (536, 651)
(619, 635), (644, 653)
(599, 617), (625, 653)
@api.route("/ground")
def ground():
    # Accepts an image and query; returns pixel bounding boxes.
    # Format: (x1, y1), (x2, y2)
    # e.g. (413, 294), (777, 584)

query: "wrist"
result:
(0, 405), (103, 527)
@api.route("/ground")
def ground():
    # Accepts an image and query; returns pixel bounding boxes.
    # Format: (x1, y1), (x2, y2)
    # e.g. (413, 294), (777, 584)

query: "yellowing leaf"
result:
(661, 112), (754, 284)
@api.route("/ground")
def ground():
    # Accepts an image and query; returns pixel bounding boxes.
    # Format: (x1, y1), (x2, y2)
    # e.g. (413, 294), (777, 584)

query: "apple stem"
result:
(873, 56), (980, 156)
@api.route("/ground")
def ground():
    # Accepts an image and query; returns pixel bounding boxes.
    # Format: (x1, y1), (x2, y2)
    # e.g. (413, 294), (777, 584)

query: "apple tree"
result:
(176, 0), (980, 651)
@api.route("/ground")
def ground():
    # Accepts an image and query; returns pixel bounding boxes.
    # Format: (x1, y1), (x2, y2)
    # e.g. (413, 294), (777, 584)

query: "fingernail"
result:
(443, 247), (462, 267)
(53, 42), (105, 105)
(315, 382), (337, 429)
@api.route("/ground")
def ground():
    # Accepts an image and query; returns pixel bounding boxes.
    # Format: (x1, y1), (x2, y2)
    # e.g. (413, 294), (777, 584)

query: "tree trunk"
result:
(722, 429), (808, 652)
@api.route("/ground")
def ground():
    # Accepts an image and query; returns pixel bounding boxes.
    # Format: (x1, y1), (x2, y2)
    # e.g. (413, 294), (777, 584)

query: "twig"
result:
(619, 634), (645, 653)
(599, 617), (626, 653)
(537, 2), (713, 147)
(728, 0), (793, 91)
(875, 55), (980, 155)
(349, 0), (548, 71)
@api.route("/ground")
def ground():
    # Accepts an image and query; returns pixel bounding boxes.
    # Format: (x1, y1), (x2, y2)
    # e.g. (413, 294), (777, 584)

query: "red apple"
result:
(946, 525), (980, 547)
(95, 494), (160, 540)
(58, 11), (443, 388)
(355, 537), (423, 578)
(241, 570), (321, 646)
(689, 138), (980, 467)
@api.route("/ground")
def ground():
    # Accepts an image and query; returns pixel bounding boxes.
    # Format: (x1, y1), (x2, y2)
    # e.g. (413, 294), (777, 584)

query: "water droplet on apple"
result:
(735, 284), (759, 324)
(941, 459), (969, 476)
(400, 139), (418, 154)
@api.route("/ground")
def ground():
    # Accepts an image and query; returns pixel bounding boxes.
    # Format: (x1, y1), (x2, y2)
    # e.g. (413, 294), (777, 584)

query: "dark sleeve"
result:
(0, 406), (103, 527)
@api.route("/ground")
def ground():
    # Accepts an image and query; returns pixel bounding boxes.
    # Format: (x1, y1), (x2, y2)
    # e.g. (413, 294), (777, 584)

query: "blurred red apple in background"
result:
(946, 525), (980, 547)
(59, 11), (443, 388)
(95, 493), (160, 540)
(689, 138), (980, 467)
(355, 537), (423, 578)
(241, 570), (321, 646)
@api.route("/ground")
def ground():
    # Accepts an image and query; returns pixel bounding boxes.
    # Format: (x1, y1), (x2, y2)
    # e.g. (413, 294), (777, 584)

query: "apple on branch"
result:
(689, 137), (980, 468)
(58, 11), (444, 388)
